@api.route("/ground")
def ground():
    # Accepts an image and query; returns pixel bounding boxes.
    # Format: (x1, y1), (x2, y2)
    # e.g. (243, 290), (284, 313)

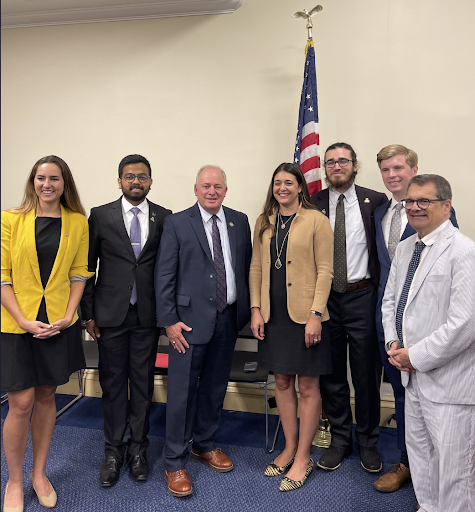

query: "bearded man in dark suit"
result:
(311, 142), (387, 473)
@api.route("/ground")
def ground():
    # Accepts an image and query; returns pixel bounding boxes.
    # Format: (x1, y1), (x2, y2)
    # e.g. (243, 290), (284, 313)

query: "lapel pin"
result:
(321, 209), (326, 215)
(65, 232), (69, 237)
(229, 222), (234, 227)
(151, 212), (156, 222)
(364, 198), (370, 203)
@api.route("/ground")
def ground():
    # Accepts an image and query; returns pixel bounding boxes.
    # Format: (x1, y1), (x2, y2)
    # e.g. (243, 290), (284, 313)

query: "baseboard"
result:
(56, 370), (396, 428)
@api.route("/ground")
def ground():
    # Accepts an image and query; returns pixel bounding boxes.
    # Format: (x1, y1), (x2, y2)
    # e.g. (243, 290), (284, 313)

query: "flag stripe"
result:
(293, 40), (321, 195)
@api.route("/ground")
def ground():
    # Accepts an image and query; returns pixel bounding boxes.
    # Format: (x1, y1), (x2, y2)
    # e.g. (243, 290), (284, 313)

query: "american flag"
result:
(293, 40), (321, 195)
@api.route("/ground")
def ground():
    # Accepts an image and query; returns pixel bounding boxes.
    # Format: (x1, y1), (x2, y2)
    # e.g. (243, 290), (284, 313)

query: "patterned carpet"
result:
(1, 396), (417, 511)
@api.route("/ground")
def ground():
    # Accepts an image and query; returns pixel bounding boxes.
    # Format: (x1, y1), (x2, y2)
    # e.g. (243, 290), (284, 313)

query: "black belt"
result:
(345, 278), (372, 292)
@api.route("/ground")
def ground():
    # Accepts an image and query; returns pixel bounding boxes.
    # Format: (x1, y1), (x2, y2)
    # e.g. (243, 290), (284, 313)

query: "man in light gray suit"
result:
(382, 174), (475, 512)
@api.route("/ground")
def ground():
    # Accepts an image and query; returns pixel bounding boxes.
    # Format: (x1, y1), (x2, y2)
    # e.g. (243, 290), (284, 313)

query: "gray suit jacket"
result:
(382, 222), (475, 404)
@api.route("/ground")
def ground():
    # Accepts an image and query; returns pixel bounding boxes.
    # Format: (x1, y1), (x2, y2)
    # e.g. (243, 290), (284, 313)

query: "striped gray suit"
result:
(382, 222), (475, 512)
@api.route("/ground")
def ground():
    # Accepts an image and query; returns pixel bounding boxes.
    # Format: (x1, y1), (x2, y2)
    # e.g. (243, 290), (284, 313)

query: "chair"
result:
(228, 350), (273, 452)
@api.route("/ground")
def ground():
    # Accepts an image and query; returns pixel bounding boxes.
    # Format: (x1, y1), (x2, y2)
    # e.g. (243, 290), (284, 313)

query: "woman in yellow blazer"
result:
(250, 163), (333, 492)
(1, 155), (93, 512)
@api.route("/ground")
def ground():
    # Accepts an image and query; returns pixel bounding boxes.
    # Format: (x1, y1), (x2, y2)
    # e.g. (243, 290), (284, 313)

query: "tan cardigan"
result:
(249, 207), (334, 324)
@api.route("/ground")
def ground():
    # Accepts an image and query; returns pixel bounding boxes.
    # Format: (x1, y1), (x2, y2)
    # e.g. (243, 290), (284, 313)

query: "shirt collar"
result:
(122, 196), (148, 215)
(329, 183), (357, 204)
(197, 202), (225, 223)
(390, 197), (404, 211)
(418, 219), (450, 247)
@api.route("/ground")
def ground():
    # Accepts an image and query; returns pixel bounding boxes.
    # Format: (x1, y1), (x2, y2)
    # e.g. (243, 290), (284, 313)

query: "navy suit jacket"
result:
(155, 202), (252, 344)
(374, 201), (458, 335)
(311, 185), (388, 285)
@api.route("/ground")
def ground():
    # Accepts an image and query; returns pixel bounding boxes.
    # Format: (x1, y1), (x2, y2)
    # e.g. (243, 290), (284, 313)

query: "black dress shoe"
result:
(100, 454), (123, 487)
(127, 454), (148, 482)
(360, 446), (382, 473)
(317, 445), (352, 471)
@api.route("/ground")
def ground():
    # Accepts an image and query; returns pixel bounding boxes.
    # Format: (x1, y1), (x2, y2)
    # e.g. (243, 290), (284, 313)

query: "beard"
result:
(122, 185), (149, 204)
(325, 170), (357, 190)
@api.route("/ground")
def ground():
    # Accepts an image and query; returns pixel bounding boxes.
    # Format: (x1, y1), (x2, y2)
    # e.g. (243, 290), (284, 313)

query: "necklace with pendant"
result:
(275, 212), (295, 269)
(279, 211), (296, 229)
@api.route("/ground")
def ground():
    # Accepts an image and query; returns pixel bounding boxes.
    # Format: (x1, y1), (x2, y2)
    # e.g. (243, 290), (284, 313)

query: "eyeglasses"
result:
(324, 158), (352, 169)
(401, 198), (447, 210)
(122, 173), (150, 183)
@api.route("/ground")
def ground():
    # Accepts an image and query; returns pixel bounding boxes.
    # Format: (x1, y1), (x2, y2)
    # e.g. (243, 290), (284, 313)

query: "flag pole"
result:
(292, 5), (324, 195)
(292, 5), (323, 41)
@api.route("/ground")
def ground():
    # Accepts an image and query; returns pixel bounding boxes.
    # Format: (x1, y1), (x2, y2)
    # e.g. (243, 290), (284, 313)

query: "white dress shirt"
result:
(329, 184), (370, 283)
(121, 196), (149, 252)
(198, 203), (237, 305)
(382, 198), (408, 248)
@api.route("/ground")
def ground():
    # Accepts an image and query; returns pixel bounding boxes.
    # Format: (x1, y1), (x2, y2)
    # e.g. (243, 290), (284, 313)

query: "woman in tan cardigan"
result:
(250, 163), (333, 491)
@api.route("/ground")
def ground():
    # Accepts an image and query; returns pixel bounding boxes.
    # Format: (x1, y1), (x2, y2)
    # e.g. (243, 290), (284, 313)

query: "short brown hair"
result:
(376, 144), (418, 169)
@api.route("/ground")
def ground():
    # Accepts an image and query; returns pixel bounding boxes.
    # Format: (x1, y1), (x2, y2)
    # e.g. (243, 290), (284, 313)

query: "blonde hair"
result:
(9, 155), (86, 216)
(376, 144), (418, 169)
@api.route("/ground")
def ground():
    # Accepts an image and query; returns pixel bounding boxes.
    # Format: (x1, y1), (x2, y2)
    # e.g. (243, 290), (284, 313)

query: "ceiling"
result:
(1, 0), (244, 29)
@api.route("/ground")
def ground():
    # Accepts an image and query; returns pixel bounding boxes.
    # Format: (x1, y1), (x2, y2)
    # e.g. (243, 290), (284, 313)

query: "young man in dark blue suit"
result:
(373, 145), (457, 493)
(155, 165), (252, 497)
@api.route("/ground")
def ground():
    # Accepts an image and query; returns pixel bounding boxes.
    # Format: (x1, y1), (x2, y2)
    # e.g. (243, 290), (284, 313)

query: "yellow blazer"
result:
(249, 207), (334, 324)
(1, 205), (94, 334)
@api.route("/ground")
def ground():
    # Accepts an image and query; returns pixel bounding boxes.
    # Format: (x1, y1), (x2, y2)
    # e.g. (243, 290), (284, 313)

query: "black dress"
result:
(1, 217), (86, 391)
(258, 215), (332, 376)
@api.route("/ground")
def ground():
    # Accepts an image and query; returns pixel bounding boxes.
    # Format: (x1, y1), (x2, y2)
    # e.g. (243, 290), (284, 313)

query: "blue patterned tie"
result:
(130, 207), (141, 305)
(395, 241), (425, 347)
(212, 215), (227, 312)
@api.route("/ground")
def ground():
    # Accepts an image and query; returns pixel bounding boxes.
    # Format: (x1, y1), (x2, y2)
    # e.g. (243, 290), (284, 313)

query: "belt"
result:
(345, 278), (372, 292)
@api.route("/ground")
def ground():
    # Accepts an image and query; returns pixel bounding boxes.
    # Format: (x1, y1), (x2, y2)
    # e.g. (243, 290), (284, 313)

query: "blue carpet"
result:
(1, 396), (416, 511)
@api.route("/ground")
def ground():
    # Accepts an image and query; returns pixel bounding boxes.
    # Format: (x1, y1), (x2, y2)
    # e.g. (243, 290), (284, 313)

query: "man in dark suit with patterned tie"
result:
(311, 142), (387, 473)
(155, 165), (252, 497)
(81, 154), (171, 487)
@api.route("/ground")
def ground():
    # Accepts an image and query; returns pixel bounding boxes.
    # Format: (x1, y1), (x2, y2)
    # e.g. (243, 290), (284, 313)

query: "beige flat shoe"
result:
(3, 482), (24, 512)
(29, 473), (57, 508)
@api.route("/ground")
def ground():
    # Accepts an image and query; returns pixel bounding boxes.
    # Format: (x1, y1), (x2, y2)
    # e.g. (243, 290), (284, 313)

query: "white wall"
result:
(2, 0), (474, 238)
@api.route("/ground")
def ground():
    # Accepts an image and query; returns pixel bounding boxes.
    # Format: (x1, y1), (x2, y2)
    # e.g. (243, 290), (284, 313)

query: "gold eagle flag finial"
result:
(292, 5), (323, 39)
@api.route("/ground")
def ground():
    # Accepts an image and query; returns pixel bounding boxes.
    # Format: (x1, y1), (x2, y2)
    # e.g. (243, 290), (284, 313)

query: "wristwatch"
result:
(311, 310), (322, 317)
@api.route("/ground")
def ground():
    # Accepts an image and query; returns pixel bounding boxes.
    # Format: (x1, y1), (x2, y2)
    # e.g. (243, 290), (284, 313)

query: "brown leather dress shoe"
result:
(165, 470), (193, 497)
(191, 447), (234, 472)
(374, 463), (411, 492)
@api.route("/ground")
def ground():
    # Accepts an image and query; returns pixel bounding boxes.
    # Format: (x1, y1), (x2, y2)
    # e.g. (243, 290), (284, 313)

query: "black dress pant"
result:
(320, 285), (382, 449)
(98, 303), (159, 458)
(163, 303), (238, 472)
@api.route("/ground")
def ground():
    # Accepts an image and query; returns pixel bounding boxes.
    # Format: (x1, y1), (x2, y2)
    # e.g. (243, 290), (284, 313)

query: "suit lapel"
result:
(111, 198), (136, 260)
(355, 186), (372, 247)
(223, 207), (236, 270)
(401, 222), (416, 241)
(47, 204), (69, 285)
(315, 190), (330, 217)
(406, 227), (453, 309)
(375, 201), (391, 265)
(189, 203), (213, 263)
(25, 210), (42, 288)
(139, 200), (157, 259)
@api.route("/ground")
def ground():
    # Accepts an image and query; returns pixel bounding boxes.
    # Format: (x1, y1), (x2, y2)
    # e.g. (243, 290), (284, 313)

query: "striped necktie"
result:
(395, 241), (425, 347)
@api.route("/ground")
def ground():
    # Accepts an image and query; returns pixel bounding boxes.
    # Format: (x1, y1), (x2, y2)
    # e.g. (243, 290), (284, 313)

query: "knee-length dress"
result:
(1, 217), (86, 391)
(258, 215), (332, 376)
